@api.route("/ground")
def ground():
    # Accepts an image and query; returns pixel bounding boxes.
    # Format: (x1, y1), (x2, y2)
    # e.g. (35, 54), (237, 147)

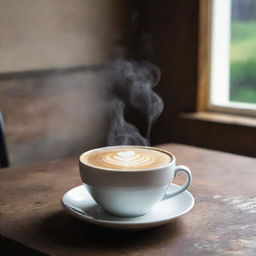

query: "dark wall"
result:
(139, 0), (200, 145)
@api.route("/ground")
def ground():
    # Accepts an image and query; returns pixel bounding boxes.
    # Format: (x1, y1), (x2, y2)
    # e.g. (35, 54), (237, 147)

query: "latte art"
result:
(104, 150), (153, 167)
(81, 146), (172, 170)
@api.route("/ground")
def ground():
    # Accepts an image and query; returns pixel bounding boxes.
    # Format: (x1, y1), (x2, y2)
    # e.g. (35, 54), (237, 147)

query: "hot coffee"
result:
(80, 146), (172, 170)
(79, 145), (191, 217)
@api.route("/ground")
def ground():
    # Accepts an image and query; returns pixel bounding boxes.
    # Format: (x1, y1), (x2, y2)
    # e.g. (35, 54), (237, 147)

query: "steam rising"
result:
(107, 59), (163, 146)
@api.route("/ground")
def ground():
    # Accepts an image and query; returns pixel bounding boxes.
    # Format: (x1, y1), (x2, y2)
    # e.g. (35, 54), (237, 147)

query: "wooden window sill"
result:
(179, 112), (256, 128)
(167, 111), (256, 157)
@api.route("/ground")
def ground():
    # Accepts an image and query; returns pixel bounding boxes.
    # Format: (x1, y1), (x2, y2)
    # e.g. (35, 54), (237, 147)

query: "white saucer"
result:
(61, 184), (194, 230)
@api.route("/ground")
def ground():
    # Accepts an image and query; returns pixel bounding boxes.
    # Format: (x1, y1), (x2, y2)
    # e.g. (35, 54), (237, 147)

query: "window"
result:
(209, 0), (256, 115)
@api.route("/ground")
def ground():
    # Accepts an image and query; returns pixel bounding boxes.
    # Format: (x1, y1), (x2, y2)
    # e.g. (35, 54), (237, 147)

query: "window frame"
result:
(203, 0), (256, 116)
(168, 0), (256, 158)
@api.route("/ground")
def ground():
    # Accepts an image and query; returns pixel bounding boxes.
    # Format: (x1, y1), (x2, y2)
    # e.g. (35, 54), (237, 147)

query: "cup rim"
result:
(79, 145), (175, 172)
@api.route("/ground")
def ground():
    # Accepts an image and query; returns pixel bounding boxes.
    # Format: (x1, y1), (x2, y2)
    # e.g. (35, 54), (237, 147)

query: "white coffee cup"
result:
(79, 145), (192, 217)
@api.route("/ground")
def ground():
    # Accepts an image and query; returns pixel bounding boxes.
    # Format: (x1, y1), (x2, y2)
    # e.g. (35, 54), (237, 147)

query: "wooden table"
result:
(1, 143), (256, 256)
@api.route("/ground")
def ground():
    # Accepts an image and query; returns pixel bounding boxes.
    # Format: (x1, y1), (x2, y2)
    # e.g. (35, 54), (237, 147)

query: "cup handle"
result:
(162, 165), (192, 200)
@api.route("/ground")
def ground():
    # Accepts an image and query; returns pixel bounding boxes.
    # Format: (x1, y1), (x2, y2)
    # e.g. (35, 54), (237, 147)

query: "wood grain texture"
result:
(0, 143), (256, 256)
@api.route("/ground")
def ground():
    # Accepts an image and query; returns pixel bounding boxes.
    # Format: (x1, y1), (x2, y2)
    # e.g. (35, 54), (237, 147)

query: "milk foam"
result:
(81, 147), (172, 170)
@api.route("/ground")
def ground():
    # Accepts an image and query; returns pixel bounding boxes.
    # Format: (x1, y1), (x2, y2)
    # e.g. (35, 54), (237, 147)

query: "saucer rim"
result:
(61, 184), (195, 229)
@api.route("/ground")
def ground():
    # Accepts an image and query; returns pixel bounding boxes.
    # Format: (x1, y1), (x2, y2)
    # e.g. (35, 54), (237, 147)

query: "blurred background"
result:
(230, 0), (256, 103)
(1, 0), (256, 168)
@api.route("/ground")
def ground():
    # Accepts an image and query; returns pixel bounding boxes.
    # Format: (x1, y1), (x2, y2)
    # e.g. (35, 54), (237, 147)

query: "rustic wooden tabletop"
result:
(0, 143), (256, 256)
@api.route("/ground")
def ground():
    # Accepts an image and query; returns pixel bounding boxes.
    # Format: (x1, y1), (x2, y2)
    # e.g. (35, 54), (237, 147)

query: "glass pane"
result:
(230, 0), (256, 104)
